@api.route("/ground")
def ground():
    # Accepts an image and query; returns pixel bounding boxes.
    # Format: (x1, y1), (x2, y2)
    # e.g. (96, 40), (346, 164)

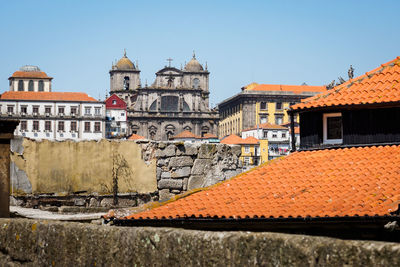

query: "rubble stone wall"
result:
(1, 218), (400, 266)
(10, 138), (243, 204)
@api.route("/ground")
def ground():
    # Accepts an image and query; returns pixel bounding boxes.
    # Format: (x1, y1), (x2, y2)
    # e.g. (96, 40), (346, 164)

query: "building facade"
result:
(218, 83), (326, 138)
(110, 51), (219, 141)
(0, 66), (105, 141)
(105, 94), (127, 138)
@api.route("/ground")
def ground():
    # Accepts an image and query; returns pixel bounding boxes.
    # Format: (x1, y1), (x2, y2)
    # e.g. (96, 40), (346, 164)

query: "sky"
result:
(0, 0), (399, 107)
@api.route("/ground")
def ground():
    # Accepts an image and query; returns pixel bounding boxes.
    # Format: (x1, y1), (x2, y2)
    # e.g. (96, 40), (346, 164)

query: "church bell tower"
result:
(110, 50), (141, 92)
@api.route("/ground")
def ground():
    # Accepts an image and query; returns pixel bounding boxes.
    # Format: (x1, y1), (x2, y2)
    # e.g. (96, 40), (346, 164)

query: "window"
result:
(276, 102), (282, 110)
(18, 80), (24, 91)
(323, 113), (343, 144)
(275, 116), (283, 125)
(112, 100), (117, 105)
(84, 122), (91, 132)
(71, 107), (77, 115)
(45, 107), (51, 114)
(20, 121), (27, 131)
(263, 131), (268, 138)
(28, 80), (34, 91)
(272, 131), (278, 138)
(244, 145), (250, 153)
(38, 80), (44, 91)
(33, 106), (39, 114)
(71, 121), (77, 132)
(58, 121), (64, 132)
(244, 157), (250, 165)
(121, 112), (125, 116)
(94, 122), (101, 132)
(95, 107), (101, 116)
(7, 106), (14, 113)
(58, 107), (64, 114)
(45, 121), (51, 131)
(260, 102), (267, 110)
(20, 106), (27, 114)
(260, 115), (268, 124)
(123, 76), (130, 90)
(33, 121), (39, 131)
(282, 132), (286, 138)
(85, 107), (91, 115)
(193, 78), (200, 89)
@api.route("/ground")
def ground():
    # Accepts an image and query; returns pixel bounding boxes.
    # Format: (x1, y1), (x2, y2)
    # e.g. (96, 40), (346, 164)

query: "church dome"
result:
(19, 65), (41, 72)
(184, 52), (204, 72)
(115, 51), (135, 70)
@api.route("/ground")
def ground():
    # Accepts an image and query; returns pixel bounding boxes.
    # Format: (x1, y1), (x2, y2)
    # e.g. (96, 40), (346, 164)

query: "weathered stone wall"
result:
(10, 138), (243, 204)
(1, 218), (400, 266)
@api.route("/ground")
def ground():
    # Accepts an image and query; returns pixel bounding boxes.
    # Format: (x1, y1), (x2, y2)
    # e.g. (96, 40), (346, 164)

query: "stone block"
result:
(182, 177), (189, 191)
(161, 172), (171, 179)
(158, 179), (183, 190)
(156, 167), (162, 180)
(199, 144), (216, 159)
(225, 170), (241, 180)
(184, 143), (198, 156)
(191, 159), (212, 175)
(158, 142), (167, 149)
(171, 167), (191, 178)
(231, 145), (242, 156)
(74, 199), (86, 206)
(188, 175), (205, 190)
(159, 189), (174, 201)
(169, 156), (193, 167)
(89, 197), (98, 207)
(162, 144), (176, 157)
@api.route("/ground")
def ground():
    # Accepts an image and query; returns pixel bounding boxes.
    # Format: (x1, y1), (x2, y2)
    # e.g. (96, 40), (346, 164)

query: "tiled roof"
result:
(0, 91), (98, 102)
(243, 123), (288, 132)
(241, 136), (259, 144)
(171, 130), (200, 139)
(220, 134), (243, 145)
(10, 71), (51, 79)
(115, 145), (400, 220)
(291, 56), (400, 111)
(247, 84), (326, 93)
(202, 133), (218, 139)
(128, 134), (145, 140)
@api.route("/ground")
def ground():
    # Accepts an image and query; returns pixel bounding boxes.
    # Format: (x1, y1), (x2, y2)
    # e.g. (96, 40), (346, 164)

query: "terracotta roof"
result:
(128, 134), (145, 140)
(10, 71), (51, 79)
(247, 84), (326, 93)
(116, 145), (400, 221)
(243, 123), (288, 132)
(202, 133), (218, 139)
(220, 134), (243, 145)
(171, 130), (200, 139)
(292, 56), (400, 111)
(241, 136), (259, 144)
(0, 91), (98, 102)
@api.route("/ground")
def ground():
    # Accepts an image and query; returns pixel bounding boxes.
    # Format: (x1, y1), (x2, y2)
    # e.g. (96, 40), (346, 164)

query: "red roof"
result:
(202, 133), (218, 139)
(241, 136), (259, 144)
(247, 84), (326, 94)
(220, 134), (243, 145)
(128, 134), (145, 140)
(292, 56), (400, 111)
(10, 71), (51, 79)
(112, 145), (400, 221)
(171, 130), (200, 139)
(105, 94), (127, 109)
(0, 91), (98, 102)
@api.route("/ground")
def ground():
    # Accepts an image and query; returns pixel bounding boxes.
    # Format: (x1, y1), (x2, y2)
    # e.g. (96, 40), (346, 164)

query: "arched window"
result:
(28, 80), (34, 91)
(123, 76), (130, 90)
(193, 78), (200, 89)
(183, 101), (190, 112)
(161, 96), (179, 111)
(38, 80), (44, 91)
(149, 100), (157, 111)
(18, 80), (24, 91)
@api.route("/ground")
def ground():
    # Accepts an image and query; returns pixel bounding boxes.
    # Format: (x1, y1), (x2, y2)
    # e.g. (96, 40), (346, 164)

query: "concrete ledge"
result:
(0, 218), (400, 266)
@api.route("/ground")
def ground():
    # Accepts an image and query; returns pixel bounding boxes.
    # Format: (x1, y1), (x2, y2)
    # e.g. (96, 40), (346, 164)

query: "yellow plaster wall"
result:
(219, 105), (242, 137)
(11, 139), (157, 195)
(259, 139), (269, 163)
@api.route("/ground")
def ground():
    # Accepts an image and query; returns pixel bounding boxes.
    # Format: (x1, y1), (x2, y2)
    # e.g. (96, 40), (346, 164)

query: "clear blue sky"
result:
(0, 0), (398, 107)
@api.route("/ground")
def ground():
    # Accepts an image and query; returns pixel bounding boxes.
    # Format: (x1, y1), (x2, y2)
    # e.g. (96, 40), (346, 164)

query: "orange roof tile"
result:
(171, 130), (200, 139)
(202, 133), (218, 139)
(241, 136), (259, 144)
(247, 84), (326, 93)
(292, 56), (400, 111)
(116, 145), (400, 220)
(10, 71), (51, 79)
(0, 91), (98, 102)
(220, 134), (243, 145)
(243, 123), (288, 132)
(128, 134), (145, 140)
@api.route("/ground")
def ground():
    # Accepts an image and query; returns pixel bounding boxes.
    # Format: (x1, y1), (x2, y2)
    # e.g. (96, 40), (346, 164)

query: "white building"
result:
(105, 94), (128, 138)
(9, 65), (52, 92)
(0, 65), (105, 141)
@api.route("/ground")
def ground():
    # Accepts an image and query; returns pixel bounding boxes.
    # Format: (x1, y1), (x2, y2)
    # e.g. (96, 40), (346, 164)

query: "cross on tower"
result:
(166, 58), (173, 67)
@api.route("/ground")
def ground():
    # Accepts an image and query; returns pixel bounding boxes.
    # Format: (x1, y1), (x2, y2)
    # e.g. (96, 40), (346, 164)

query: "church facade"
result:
(109, 51), (219, 140)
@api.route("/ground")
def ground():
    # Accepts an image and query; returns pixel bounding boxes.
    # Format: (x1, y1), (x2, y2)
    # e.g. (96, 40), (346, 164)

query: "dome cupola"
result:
(115, 50), (135, 70)
(184, 52), (204, 72)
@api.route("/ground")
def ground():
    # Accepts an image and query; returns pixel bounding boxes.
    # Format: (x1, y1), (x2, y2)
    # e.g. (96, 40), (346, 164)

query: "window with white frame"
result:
(244, 157), (250, 165)
(323, 113), (343, 144)
(85, 107), (91, 115)
(244, 145), (250, 153)
(272, 131), (278, 138)
(95, 107), (101, 116)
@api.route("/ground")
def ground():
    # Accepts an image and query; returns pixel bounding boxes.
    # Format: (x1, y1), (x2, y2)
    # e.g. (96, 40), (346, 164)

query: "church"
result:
(109, 51), (219, 140)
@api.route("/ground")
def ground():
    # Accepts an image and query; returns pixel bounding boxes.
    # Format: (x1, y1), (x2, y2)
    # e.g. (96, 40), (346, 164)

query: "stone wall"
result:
(1, 218), (400, 266)
(10, 138), (243, 205)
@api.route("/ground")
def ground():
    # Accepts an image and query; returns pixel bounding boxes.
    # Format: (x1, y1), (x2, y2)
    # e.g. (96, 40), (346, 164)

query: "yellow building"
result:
(221, 134), (262, 168)
(218, 83), (325, 138)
